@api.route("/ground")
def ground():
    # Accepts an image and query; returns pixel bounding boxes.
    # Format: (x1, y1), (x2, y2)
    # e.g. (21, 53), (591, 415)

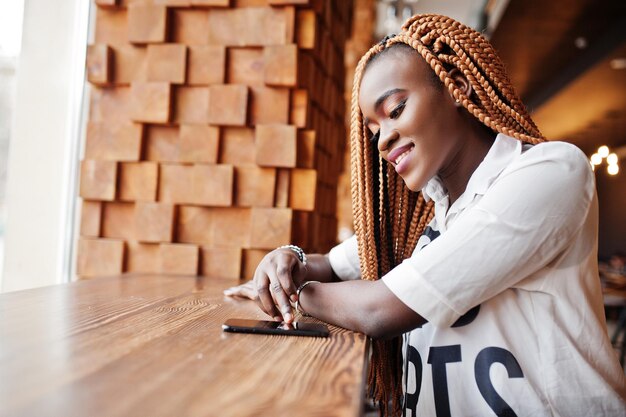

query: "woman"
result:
(225, 14), (626, 416)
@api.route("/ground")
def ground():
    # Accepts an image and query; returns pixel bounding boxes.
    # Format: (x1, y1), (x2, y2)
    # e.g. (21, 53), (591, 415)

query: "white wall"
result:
(1, 0), (90, 292)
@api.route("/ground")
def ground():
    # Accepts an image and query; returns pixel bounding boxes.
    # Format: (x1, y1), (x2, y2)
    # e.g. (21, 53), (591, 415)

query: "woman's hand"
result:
(253, 248), (307, 324)
(224, 248), (307, 324)
(223, 280), (258, 300)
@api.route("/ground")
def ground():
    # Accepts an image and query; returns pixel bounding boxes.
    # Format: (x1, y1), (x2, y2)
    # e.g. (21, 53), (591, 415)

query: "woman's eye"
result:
(389, 101), (406, 119)
(369, 131), (380, 144)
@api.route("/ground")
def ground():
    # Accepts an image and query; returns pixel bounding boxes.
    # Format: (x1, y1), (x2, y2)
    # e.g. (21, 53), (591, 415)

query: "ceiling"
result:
(489, 0), (626, 156)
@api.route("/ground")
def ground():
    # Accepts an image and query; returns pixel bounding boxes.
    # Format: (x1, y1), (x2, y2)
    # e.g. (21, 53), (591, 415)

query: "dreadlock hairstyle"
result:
(350, 14), (546, 415)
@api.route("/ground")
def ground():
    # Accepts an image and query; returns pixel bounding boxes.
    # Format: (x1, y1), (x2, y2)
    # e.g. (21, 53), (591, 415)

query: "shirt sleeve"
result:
(328, 235), (361, 280)
(382, 142), (595, 328)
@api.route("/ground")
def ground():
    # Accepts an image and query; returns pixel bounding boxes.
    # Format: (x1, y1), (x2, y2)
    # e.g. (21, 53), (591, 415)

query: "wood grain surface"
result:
(0, 275), (369, 417)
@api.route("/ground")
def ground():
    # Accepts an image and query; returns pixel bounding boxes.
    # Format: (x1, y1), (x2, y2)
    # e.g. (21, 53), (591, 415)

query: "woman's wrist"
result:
(295, 280), (320, 317)
(276, 244), (309, 286)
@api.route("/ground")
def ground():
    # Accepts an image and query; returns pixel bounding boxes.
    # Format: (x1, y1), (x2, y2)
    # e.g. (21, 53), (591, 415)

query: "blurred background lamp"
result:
(598, 145), (610, 158)
(607, 153), (618, 165)
(590, 153), (602, 165)
(607, 164), (619, 176)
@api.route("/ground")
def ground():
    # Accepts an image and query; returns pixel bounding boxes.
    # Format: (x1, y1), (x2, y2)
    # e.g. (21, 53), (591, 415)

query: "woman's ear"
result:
(448, 68), (473, 107)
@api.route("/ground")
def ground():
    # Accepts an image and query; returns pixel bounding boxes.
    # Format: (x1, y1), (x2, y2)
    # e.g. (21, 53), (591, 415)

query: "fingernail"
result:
(290, 294), (298, 303)
(223, 290), (232, 295)
(273, 316), (281, 321)
(284, 313), (292, 323)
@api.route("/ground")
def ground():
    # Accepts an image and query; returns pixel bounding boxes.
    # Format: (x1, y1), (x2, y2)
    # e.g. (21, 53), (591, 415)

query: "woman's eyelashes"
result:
(389, 100), (406, 119)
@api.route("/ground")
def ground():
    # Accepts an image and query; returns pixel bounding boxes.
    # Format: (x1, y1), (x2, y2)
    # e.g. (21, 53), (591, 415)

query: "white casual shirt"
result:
(328, 134), (626, 416)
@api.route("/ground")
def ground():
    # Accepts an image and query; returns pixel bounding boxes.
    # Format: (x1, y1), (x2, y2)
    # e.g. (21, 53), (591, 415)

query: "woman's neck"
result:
(438, 122), (495, 207)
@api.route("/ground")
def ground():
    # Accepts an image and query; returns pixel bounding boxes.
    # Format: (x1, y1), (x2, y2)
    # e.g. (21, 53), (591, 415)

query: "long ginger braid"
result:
(350, 14), (545, 416)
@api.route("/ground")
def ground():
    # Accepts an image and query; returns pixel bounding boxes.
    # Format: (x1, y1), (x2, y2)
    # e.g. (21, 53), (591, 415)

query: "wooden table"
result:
(0, 275), (369, 417)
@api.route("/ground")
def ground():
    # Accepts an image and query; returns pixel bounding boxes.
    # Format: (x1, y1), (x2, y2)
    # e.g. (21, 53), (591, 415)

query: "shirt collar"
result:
(422, 133), (522, 205)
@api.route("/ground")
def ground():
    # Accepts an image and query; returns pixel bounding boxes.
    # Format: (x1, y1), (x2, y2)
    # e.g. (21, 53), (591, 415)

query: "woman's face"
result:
(358, 48), (465, 192)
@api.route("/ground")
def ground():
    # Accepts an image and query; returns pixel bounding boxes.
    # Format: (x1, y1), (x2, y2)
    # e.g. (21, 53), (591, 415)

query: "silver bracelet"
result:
(295, 280), (319, 317)
(278, 244), (307, 266)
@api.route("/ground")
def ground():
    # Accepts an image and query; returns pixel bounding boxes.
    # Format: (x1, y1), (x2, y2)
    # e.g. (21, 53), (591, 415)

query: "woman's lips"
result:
(387, 144), (415, 175)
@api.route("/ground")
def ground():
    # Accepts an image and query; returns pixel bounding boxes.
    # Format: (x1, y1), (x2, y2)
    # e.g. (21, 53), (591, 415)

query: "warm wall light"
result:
(590, 145), (620, 176)
(598, 145), (609, 158)
(607, 153), (618, 165)
(590, 153), (602, 165)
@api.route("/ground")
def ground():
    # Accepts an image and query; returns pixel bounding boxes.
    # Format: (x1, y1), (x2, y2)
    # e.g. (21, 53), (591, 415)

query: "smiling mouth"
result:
(389, 144), (415, 166)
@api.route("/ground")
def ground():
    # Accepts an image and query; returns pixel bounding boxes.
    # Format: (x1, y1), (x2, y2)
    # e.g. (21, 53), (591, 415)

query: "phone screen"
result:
(222, 318), (330, 337)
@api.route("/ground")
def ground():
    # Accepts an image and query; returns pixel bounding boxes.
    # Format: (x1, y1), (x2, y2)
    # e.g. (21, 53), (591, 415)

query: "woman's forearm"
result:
(295, 254), (341, 286)
(297, 279), (426, 339)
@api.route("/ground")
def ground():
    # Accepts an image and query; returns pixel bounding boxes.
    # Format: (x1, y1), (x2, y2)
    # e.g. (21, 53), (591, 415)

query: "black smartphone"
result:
(222, 318), (330, 337)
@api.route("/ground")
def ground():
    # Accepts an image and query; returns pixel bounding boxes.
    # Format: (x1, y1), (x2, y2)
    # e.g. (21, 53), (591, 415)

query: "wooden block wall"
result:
(79, 0), (353, 281)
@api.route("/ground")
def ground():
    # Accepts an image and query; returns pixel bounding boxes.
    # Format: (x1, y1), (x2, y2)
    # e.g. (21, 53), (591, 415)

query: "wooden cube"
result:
(227, 48), (264, 86)
(159, 243), (199, 275)
(77, 238), (125, 278)
(249, 87), (289, 124)
(207, 7), (292, 46)
(290, 89), (309, 128)
(172, 9), (209, 45)
(289, 169), (316, 211)
(112, 45), (148, 85)
(250, 207), (292, 249)
(128, 4), (168, 44)
(188, 46), (226, 85)
(234, 0), (270, 5)
(296, 9), (317, 49)
(179, 125), (219, 163)
(241, 248), (268, 280)
(255, 124), (297, 167)
(119, 162), (158, 201)
(210, 208), (252, 247)
(85, 121), (142, 161)
(95, 0), (118, 7)
(234, 166), (276, 207)
(89, 87), (132, 124)
(219, 127), (256, 166)
(147, 44), (187, 84)
(208, 84), (248, 126)
(86, 44), (112, 85)
(145, 125), (180, 162)
(291, 210), (310, 250)
(200, 246), (241, 279)
(177, 205), (212, 245)
(274, 168), (290, 208)
(102, 202), (135, 240)
(80, 159), (117, 201)
(95, 8), (127, 45)
(134, 202), (175, 243)
(263, 45), (297, 87)
(131, 82), (171, 123)
(155, 0), (191, 6)
(80, 201), (102, 237)
(159, 164), (194, 204)
(191, 0), (230, 6)
(174, 86), (209, 124)
(297, 129), (315, 168)
(126, 242), (160, 274)
(193, 164), (234, 206)
(268, 0), (308, 4)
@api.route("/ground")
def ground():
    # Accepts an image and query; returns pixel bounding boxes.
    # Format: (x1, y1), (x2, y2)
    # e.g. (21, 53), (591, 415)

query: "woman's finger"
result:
(265, 267), (294, 323)
(254, 267), (282, 321)
(275, 253), (299, 302)
(223, 281), (258, 300)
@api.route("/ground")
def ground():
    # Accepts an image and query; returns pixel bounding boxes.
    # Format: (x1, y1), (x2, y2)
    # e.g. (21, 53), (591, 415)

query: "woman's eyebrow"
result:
(375, 88), (405, 110)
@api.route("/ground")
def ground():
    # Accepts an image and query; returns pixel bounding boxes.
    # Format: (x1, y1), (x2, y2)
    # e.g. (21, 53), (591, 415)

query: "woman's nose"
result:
(377, 126), (398, 155)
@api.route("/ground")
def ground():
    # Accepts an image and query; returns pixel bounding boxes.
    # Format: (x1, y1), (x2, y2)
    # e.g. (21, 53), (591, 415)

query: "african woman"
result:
(225, 14), (626, 416)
